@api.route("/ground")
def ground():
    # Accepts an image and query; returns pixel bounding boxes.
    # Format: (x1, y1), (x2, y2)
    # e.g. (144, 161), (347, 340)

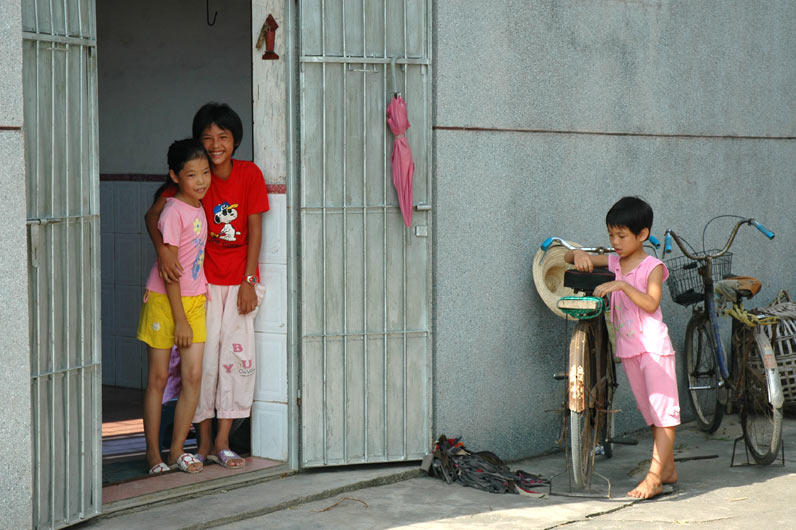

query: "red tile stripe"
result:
(100, 173), (286, 193)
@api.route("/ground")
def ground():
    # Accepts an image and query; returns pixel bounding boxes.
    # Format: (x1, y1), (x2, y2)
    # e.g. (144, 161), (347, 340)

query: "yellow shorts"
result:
(136, 291), (207, 349)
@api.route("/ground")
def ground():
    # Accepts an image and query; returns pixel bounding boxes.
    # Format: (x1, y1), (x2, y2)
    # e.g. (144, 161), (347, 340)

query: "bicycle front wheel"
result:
(685, 314), (724, 433)
(601, 353), (616, 460)
(741, 335), (783, 464)
(568, 320), (602, 488)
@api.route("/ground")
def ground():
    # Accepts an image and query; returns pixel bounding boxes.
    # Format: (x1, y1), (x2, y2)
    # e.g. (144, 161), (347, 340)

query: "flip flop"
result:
(170, 453), (204, 474)
(208, 449), (246, 469)
(148, 462), (170, 475)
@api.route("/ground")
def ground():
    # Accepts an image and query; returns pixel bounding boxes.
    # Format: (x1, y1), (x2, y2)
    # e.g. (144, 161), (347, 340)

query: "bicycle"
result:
(663, 217), (784, 464)
(539, 236), (660, 489)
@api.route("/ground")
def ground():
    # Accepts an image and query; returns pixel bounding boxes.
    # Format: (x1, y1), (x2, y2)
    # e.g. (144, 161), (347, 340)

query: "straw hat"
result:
(532, 240), (582, 319)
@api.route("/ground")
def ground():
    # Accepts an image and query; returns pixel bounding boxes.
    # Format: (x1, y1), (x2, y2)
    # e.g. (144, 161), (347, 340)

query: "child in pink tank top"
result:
(565, 196), (679, 500)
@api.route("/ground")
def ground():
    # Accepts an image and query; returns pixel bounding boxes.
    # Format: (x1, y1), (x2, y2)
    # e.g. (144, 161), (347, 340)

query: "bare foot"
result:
(662, 467), (678, 484)
(627, 473), (663, 499)
(146, 449), (164, 470)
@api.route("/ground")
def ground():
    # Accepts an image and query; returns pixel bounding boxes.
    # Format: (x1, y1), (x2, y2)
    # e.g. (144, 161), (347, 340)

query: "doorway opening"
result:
(96, 0), (281, 499)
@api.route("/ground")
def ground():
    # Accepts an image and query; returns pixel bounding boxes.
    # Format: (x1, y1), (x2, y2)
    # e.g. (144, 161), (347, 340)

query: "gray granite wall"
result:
(433, 0), (796, 459)
(0, 1), (33, 527)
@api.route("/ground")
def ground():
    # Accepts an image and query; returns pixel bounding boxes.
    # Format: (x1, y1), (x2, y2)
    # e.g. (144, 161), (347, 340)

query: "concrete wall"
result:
(97, 0), (253, 173)
(0, 1), (33, 527)
(433, 0), (796, 460)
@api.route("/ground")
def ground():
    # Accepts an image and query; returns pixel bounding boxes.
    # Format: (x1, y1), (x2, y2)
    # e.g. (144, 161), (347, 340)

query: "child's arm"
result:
(162, 244), (192, 348)
(593, 264), (664, 314)
(237, 212), (263, 315)
(145, 196), (183, 283)
(564, 249), (609, 272)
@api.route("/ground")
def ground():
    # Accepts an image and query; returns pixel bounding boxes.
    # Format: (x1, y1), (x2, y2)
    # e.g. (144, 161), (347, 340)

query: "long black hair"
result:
(153, 138), (208, 203)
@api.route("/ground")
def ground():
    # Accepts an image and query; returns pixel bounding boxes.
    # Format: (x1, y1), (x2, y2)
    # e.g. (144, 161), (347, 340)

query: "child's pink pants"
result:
(193, 283), (264, 423)
(622, 352), (681, 428)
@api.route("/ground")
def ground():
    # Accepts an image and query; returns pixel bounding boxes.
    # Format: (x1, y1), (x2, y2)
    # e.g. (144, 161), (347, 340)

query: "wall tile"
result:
(260, 194), (286, 265)
(139, 234), (155, 286)
(251, 401), (288, 461)
(254, 263), (287, 333)
(101, 283), (114, 343)
(101, 233), (114, 286)
(254, 332), (287, 402)
(114, 234), (141, 286)
(113, 182), (140, 234)
(100, 182), (114, 234)
(102, 335), (115, 386)
(115, 337), (143, 389)
(114, 285), (141, 338)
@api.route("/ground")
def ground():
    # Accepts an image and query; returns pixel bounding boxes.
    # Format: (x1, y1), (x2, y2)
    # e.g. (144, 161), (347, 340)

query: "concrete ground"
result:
(81, 415), (796, 529)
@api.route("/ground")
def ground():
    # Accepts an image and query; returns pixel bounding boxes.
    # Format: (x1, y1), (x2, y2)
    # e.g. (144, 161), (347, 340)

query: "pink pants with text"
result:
(193, 283), (264, 423)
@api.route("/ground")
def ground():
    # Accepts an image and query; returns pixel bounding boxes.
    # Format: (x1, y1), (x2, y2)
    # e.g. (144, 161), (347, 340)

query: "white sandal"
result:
(148, 462), (170, 475)
(170, 453), (203, 474)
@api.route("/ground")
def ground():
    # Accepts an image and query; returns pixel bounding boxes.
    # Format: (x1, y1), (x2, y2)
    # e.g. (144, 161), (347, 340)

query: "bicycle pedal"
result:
(552, 372), (568, 380)
(606, 436), (638, 446)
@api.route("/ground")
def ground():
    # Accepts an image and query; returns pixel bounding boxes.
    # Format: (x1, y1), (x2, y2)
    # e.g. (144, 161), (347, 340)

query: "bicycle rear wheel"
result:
(568, 320), (605, 488)
(741, 335), (783, 465)
(685, 314), (724, 433)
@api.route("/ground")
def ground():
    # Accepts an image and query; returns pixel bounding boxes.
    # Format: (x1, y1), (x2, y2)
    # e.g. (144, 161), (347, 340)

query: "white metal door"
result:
(297, 0), (432, 466)
(22, 0), (102, 527)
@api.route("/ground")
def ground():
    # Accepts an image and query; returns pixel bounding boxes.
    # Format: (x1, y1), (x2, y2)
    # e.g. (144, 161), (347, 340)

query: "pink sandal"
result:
(208, 449), (246, 469)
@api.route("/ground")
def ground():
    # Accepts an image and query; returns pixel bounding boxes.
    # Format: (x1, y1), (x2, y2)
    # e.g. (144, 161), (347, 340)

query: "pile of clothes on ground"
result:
(423, 435), (550, 498)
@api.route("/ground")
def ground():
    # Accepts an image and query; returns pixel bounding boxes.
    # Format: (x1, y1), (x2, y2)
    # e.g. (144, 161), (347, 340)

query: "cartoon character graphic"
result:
(211, 202), (241, 242)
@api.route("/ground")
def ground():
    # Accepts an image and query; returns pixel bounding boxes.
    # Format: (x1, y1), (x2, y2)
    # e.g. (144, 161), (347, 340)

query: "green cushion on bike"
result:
(557, 296), (603, 313)
(563, 268), (615, 292)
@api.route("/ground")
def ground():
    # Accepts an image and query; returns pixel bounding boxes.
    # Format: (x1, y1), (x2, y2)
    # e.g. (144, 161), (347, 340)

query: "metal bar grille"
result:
(23, 0), (101, 526)
(298, 0), (432, 467)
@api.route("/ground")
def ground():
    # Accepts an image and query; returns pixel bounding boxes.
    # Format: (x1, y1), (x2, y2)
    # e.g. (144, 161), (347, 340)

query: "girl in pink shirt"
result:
(137, 139), (210, 475)
(565, 196), (679, 500)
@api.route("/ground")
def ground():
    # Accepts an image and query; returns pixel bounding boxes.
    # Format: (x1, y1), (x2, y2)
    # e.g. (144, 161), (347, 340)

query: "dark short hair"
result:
(605, 196), (653, 238)
(192, 102), (243, 153)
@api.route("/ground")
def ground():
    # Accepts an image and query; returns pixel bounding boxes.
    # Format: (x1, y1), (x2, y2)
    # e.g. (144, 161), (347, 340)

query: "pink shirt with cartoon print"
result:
(144, 197), (208, 296)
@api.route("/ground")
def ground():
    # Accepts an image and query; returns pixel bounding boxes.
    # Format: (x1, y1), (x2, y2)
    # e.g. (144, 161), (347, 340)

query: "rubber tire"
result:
(685, 314), (724, 433)
(602, 353), (616, 460)
(741, 341), (783, 465)
(569, 321), (599, 489)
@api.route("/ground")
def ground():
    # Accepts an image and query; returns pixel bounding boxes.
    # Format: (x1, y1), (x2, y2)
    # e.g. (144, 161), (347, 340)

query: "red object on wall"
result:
(261, 14), (279, 60)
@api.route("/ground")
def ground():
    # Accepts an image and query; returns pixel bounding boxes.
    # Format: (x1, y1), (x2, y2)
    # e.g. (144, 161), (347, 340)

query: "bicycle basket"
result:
(664, 251), (732, 306)
(556, 296), (605, 319)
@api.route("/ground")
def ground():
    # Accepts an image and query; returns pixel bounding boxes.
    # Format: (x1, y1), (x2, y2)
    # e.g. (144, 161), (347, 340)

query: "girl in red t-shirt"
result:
(146, 103), (269, 470)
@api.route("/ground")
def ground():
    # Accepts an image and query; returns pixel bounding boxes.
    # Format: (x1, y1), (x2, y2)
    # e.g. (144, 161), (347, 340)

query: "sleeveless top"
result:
(607, 254), (675, 358)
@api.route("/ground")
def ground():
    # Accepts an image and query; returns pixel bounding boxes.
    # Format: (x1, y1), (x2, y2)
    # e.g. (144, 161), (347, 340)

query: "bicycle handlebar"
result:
(540, 235), (660, 253)
(663, 218), (775, 260)
(751, 220), (775, 240)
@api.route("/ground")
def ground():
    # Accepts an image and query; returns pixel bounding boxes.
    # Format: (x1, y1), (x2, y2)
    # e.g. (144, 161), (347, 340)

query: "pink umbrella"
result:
(386, 95), (414, 227)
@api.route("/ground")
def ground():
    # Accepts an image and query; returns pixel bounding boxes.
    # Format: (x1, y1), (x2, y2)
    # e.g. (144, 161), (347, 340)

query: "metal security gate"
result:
(22, 0), (102, 527)
(297, 0), (432, 466)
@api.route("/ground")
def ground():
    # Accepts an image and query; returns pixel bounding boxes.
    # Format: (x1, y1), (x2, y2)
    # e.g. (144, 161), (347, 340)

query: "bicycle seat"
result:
(563, 268), (615, 293)
(716, 276), (762, 302)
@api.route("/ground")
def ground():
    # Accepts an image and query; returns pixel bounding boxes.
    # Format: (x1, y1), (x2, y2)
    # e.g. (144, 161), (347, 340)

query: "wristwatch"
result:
(245, 275), (259, 285)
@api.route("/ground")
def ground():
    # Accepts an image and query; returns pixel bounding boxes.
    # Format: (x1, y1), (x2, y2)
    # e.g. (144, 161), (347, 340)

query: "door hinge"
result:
(296, 390), (301, 407)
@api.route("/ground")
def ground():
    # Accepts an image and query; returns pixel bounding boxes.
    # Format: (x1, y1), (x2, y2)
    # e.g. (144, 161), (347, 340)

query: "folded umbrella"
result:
(386, 95), (414, 227)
